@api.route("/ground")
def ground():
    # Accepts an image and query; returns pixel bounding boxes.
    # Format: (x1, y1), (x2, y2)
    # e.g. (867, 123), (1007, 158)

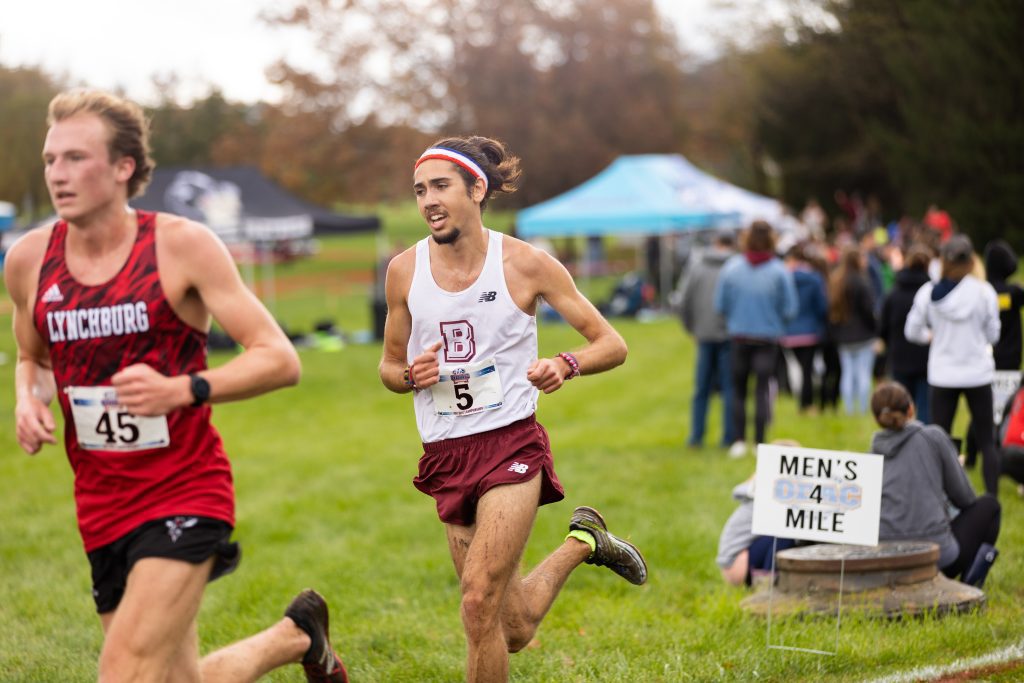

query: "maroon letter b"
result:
(441, 320), (476, 362)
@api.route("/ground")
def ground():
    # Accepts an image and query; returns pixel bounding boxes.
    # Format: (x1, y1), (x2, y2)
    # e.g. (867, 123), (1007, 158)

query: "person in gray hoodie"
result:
(870, 382), (1001, 587)
(677, 230), (736, 447)
(905, 234), (1002, 495)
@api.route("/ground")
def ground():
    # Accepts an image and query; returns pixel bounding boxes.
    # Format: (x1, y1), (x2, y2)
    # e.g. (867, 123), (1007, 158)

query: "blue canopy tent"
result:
(520, 154), (782, 237)
(516, 154), (784, 301)
(517, 154), (743, 238)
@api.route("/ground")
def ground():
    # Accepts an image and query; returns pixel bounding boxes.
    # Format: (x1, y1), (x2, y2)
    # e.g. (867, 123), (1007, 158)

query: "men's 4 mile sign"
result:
(752, 444), (884, 546)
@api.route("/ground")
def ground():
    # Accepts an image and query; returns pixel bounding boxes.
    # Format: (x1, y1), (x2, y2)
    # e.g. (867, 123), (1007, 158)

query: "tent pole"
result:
(262, 240), (276, 317)
(582, 235), (591, 298)
(660, 233), (672, 310)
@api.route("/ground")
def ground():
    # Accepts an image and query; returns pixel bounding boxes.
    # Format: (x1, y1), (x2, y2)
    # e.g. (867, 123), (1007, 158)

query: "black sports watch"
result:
(189, 373), (211, 407)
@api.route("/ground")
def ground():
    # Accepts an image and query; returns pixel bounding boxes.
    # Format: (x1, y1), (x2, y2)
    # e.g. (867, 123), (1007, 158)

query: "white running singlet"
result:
(408, 229), (538, 442)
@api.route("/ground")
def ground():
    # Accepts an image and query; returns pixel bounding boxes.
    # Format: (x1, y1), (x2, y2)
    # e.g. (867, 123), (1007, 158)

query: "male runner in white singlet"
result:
(379, 136), (648, 682)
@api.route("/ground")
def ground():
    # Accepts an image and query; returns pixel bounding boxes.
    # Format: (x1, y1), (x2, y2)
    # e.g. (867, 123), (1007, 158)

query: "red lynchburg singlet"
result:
(33, 210), (234, 552)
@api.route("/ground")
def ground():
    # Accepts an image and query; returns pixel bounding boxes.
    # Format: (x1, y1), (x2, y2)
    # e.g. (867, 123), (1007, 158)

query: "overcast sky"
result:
(0, 0), (780, 105)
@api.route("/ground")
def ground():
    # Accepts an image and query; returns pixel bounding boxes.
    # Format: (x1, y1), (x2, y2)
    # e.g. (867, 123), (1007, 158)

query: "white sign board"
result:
(752, 444), (884, 546)
(992, 370), (1021, 425)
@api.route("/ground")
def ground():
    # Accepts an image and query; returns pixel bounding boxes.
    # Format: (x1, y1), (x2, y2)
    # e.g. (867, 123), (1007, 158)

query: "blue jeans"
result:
(689, 340), (735, 446)
(838, 341), (875, 415)
(892, 370), (930, 424)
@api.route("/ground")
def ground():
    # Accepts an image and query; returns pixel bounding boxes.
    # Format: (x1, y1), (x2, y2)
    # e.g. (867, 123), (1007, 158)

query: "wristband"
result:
(557, 352), (580, 380)
(403, 365), (419, 391)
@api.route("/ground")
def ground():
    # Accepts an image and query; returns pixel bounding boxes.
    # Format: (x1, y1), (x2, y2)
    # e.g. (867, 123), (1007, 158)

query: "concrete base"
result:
(741, 541), (986, 618)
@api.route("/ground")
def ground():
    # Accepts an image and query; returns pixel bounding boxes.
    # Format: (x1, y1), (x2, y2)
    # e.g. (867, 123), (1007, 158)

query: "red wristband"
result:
(557, 352), (580, 380)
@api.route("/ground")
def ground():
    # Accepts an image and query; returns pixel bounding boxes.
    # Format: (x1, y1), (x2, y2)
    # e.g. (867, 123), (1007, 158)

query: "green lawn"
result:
(1, 230), (1022, 681)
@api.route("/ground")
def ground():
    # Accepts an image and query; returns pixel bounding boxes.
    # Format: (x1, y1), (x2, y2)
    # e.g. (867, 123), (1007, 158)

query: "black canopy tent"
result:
(131, 166), (381, 317)
(131, 165), (379, 241)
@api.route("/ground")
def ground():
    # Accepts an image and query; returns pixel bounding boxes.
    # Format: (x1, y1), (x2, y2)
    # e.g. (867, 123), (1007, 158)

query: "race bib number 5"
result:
(430, 358), (504, 417)
(67, 386), (170, 451)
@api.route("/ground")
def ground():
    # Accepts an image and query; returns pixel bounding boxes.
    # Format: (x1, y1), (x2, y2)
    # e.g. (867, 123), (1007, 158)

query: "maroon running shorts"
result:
(414, 414), (565, 526)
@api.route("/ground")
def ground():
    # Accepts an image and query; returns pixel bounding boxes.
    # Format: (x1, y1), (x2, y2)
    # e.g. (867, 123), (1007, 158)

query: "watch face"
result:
(191, 374), (211, 404)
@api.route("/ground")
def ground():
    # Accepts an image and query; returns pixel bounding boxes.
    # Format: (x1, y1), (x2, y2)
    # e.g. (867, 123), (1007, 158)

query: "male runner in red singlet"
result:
(379, 136), (648, 682)
(5, 90), (347, 682)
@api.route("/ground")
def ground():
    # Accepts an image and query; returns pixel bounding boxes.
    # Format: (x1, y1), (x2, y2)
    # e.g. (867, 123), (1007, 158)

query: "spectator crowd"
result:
(675, 196), (1024, 590)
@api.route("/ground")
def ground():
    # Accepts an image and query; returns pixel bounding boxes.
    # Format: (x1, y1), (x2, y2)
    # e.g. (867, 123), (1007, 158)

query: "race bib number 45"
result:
(431, 358), (504, 417)
(68, 386), (170, 451)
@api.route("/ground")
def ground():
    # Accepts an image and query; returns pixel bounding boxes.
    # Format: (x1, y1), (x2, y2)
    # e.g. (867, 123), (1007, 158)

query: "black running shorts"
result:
(86, 515), (240, 613)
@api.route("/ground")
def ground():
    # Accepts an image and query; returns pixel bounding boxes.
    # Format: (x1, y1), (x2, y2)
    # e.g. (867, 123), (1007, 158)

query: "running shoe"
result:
(728, 441), (748, 459)
(284, 589), (349, 683)
(569, 506), (648, 585)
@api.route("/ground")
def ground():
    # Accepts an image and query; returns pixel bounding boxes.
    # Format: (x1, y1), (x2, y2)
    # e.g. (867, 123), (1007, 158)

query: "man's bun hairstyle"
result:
(426, 136), (521, 212)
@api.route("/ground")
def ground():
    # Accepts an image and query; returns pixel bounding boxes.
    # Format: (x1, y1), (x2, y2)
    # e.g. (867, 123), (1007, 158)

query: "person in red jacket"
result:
(5, 90), (346, 682)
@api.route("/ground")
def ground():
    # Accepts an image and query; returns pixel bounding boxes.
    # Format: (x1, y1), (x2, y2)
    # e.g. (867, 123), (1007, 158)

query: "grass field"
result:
(1, 222), (1022, 681)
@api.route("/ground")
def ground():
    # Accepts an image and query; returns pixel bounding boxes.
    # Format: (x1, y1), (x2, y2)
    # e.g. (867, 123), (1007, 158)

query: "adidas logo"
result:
(41, 283), (64, 303)
(478, 291), (497, 303)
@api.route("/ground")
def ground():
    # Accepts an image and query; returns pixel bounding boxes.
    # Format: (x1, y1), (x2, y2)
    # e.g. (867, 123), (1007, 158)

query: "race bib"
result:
(67, 385), (170, 451)
(431, 358), (504, 417)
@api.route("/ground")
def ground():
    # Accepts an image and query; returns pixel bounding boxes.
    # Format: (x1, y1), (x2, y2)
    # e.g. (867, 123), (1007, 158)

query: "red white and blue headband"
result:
(415, 147), (489, 192)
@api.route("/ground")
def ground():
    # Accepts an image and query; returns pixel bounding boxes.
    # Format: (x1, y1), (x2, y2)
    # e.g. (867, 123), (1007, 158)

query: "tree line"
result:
(1, 0), (1020, 244)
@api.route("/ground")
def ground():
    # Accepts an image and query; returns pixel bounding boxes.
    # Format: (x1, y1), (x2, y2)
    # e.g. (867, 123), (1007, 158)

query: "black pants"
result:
(820, 341), (841, 410)
(942, 494), (1001, 580)
(1002, 448), (1024, 485)
(791, 345), (818, 410)
(731, 340), (778, 445)
(931, 384), (1000, 496)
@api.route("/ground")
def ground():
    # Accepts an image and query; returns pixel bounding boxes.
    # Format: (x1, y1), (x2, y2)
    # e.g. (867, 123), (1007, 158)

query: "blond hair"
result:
(47, 90), (155, 198)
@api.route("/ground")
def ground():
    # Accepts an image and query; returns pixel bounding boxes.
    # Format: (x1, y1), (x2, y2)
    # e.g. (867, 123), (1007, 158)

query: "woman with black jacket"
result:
(878, 245), (933, 422)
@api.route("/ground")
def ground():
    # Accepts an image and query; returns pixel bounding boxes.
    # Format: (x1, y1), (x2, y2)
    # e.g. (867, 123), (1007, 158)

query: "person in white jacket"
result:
(905, 234), (1002, 495)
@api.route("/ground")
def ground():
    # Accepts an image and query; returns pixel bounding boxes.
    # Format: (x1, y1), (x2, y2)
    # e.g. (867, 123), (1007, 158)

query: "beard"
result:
(431, 227), (461, 245)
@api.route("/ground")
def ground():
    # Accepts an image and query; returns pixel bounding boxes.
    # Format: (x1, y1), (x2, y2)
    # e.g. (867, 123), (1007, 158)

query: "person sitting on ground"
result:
(870, 382), (1001, 587)
(716, 439), (801, 586)
(716, 474), (797, 586)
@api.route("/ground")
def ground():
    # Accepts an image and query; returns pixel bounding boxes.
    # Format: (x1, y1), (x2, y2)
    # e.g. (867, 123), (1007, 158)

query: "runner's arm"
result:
(379, 250), (441, 392)
(524, 247), (627, 394)
(112, 219), (300, 415)
(4, 232), (58, 454)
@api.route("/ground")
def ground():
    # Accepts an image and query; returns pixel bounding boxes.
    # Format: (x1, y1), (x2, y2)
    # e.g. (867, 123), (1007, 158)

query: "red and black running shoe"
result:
(285, 589), (349, 683)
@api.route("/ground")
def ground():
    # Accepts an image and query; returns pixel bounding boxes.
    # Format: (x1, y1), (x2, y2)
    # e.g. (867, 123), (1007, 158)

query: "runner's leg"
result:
(447, 476), (588, 682)
(98, 557), (213, 683)
(198, 617), (311, 682)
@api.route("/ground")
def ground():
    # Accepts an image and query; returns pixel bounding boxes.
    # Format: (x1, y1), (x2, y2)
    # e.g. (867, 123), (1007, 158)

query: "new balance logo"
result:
(507, 462), (529, 474)
(41, 283), (64, 303)
(166, 516), (198, 543)
(478, 291), (497, 303)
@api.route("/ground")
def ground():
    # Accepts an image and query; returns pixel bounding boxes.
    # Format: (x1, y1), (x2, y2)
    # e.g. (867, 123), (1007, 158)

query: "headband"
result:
(415, 147), (489, 192)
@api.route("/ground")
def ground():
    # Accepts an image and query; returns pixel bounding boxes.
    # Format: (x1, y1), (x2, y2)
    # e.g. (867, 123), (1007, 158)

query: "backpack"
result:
(998, 382), (1024, 449)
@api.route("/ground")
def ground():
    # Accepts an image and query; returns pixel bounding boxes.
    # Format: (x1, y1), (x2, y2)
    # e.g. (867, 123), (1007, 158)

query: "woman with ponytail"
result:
(870, 382), (1001, 587)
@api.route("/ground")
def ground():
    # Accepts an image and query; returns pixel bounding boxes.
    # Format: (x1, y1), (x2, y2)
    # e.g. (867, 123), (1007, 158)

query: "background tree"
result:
(0, 66), (60, 221)
(265, 0), (693, 206)
(743, 0), (1024, 241)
